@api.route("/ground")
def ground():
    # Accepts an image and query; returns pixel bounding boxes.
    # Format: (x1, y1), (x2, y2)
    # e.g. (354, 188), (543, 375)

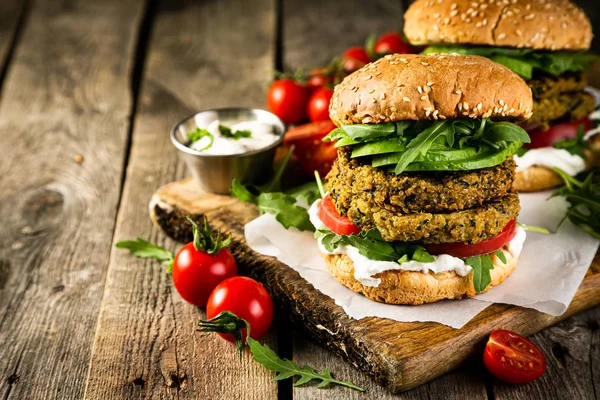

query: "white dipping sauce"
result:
(514, 148), (586, 176)
(189, 119), (279, 155)
(308, 199), (527, 288)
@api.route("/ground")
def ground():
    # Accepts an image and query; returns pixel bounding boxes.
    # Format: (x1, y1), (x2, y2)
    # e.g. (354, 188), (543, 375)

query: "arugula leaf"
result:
(187, 127), (214, 150)
(315, 228), (436, 264)
(257, 192), (314, 231)
(285, 181), (320, 207)
(465, 254), (494, 293)
(395, 121), (448, 174)
(219, 124), (252, 140)
(552, 167), (600, 239)
(553, 125), (589, 158)
(424, 45), (598, 79)
(246, 337), (364, 391)
(493, 249), (507, 265)
(115, 238), (174, 272)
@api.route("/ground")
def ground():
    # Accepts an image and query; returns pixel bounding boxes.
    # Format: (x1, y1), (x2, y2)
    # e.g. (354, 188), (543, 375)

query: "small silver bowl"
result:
(171, 108), (285, 194)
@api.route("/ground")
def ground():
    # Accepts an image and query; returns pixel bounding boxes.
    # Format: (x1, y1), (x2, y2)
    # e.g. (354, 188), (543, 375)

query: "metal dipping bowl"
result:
(171, 108), (285, 194)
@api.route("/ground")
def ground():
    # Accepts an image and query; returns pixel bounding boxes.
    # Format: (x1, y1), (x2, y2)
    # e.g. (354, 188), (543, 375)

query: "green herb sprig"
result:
(187, 127), (214, 151)
(219, 124), (252, 140)
(552, 167), (600, 239)
(553, 125), (590, 159)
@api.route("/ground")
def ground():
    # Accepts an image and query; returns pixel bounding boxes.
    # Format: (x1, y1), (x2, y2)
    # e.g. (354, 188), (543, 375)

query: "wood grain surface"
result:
(84, 1), (279, 399)
(149, 185), (600, 393)
(0, 1), (145, 399)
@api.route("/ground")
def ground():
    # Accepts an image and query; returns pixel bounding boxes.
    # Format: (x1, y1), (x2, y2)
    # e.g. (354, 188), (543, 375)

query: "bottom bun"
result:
(513, 166), (563, 192)
(323, 248), (518, 305)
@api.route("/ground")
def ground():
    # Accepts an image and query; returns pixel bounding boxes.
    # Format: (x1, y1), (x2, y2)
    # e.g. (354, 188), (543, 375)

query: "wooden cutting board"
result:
(149, 177), (600, 393)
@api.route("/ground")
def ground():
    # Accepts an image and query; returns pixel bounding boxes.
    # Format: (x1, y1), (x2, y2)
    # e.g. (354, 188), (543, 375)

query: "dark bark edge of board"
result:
(149, 180), (600, 393)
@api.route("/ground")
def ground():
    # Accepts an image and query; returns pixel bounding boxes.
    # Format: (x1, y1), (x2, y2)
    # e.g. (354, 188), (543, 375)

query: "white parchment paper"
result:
(245, 193), (599, 329)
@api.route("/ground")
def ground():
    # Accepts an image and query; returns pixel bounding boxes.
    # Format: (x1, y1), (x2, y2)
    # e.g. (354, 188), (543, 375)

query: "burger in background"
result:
(404, 0), (599, 191)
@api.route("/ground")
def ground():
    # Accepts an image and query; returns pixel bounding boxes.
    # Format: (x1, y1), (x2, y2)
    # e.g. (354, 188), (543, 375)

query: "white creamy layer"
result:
(190, 119), (279, 155)
(308, 199), (527, 287)
(514, 148), (586, 176)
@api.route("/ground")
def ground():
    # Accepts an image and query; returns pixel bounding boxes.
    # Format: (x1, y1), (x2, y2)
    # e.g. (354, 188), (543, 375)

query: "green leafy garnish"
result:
(326, 119), (529, 174)
(315, 228), (434, 264)
(553, 125), (590, 158)
(197, 311), (364, 391)
(424, 45), (598, 79)
(552, 167), (600, 239)
(465, 254), (495, 294)
(219, 124), (252, 140)
(231, 180), (315, 232)
(187, 127), (215, 150)
(115, 238), (174, 272)
(246, 337), (364, 391)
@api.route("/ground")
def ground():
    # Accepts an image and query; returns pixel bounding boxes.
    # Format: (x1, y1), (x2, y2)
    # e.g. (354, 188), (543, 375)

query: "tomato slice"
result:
(317, 195), (361, 236)
(484, 330), (547, 384)
(284, 120), (337, 177)
(423, 220), (517, 258)
(524, 117), (592, 149)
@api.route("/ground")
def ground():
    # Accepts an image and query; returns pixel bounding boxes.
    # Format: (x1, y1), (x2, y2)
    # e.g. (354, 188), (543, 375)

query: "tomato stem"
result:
(197, 311), (251, 358)
(186, 217), (232, 255)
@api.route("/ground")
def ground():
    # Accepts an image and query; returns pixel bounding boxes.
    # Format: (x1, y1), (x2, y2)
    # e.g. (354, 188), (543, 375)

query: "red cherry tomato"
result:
(374, 32), (416, 55)
(172, 242), (238, 307)
(317, 195), (362, 236)
(525, 117), (592, 149)
(206, 276), (274, 343)
(424, 220), (517, 258)
(306, 68), (332, 92)
(267, 79), (310, 124)
(284, 120), (337, 176)
(484, 330), (547, 384)
(308, 87), (334, 122)
(343, 46), (371, 72)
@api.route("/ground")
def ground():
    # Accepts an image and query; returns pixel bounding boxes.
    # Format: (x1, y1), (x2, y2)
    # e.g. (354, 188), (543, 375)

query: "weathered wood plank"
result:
(0, 0), (25, 82)
(0, 1), (145, 399)
(84, 1), (279, 399)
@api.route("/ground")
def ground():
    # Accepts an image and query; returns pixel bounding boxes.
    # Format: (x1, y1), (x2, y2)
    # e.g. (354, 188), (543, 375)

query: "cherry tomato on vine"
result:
(206, 276), (274, 343)
(267, 79), (310, 124)
(172, 219), (237, 307)
(342, 46), (371, 72)
(308, 87), (334, 122)
(484, 330), (547, 384)
(284, 120), (337, 177)
(306, 68), (333, 92)
(373, 32), (416, 55)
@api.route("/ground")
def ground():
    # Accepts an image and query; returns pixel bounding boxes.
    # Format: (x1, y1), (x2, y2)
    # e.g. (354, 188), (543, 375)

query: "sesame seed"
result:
(450, 9), (458, 16)
(455, 89), (462, 94)
(458, 103), (463, 111)
(433, 24), (439, 31)
(421, 62), (429, 66)
(426, 81), (434, 86)
(518, 102), (523, 110)
(380, 93), (386, 99)
(451, 3), (458, 9)
(399, 57), (408, 63)
(443, 17), (450, 24)
(524, 13), (535, 20)
(371, 98), (377, 103)
(462, 112), (469, 116)
(420, 95), (427, 100)
(433, 110), (439, 117)
(390, 106), (397, 111)
(375, 71), (382, 76)
(418, 86), (423, 93)
(463, 102), (469, 110)
(439, 55), (446, 59)
(439, 115), (446, 119)
(366, 75), (372, 80)
(498, 33), (506, 40)
(476, 102), (482, 110)
(499, 99), (505, 106)
(434, 13), (440, 18)
(390, 61), (398, 65)
(516, 29), (522, 36)
(423, 85), (431, 93)
(476, 22), (482, 28)
(403, 97), (411, 102)
(482, 19), (487, 26)
(508, 108), (515, 113)
(384, 54), (394, 60)
(425, 110), (432, 117)
(369, 89), (375, 94)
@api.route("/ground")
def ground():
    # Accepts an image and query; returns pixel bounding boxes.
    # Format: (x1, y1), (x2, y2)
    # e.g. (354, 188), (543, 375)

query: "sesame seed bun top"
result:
(328, 54), (533, 126)
(404, 0), (592, 51)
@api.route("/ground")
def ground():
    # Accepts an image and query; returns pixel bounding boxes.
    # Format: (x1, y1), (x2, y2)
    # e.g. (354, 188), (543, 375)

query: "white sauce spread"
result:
(308, 199), (527, 288)
(189, 119), (279, 155)
(514, 148), (586, 176)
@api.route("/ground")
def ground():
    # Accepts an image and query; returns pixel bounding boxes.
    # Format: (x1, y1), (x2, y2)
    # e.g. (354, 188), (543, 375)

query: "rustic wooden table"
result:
(0, 0), (598, 399)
